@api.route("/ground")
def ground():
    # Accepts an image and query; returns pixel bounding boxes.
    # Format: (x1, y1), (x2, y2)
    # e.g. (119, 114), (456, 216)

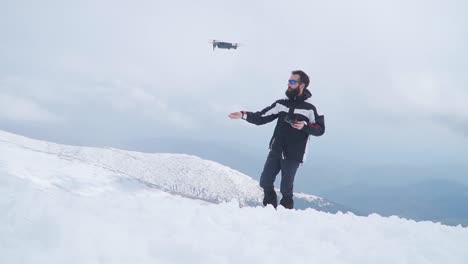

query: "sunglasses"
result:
(288, 79), (300, 85)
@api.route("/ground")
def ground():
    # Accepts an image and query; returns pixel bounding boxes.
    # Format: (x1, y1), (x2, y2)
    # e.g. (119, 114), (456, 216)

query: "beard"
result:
(285, 86), (300, 99)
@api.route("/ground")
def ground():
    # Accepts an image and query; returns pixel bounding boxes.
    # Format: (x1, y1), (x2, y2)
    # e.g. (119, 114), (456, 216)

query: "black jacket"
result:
(242, 89), (325, 162)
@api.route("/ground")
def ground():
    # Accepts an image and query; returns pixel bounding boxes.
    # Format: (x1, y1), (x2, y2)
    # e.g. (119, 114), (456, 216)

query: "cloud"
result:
(352, 72), (468, 146)
(432, 114), (468, 139)
(0, 0), (466, 151)
(100, 82), (199, 129)
(361, 70), (468, 137)
(0, 94), (61, 123)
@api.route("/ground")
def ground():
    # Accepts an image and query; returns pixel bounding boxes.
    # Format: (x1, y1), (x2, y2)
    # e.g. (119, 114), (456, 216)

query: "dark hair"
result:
(292, 70), (310, 89)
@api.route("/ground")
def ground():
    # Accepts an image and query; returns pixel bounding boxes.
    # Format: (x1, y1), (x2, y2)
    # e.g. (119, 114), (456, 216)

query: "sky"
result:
(1, 129), (468, 264)
(1, 0), (467, 173)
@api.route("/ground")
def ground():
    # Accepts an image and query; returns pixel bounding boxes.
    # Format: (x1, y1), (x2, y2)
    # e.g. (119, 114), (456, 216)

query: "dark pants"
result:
(259, 151), (301, 208)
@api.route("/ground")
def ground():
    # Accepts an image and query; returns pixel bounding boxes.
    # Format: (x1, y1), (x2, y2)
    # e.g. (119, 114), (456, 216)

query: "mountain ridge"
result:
(0, 130), (342, 211)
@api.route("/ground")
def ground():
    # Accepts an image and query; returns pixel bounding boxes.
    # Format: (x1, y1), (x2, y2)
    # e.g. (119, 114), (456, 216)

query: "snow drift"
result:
(1, 130), (467, 264)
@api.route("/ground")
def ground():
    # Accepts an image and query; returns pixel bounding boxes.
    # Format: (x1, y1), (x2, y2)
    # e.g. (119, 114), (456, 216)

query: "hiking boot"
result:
(262, 190), (277, 208)
(280, 196), (294, 209)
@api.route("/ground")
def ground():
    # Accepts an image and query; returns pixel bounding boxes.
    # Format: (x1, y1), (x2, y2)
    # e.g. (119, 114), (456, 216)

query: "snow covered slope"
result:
(1, 130), (468, 263)
(0, 130), (335, 209)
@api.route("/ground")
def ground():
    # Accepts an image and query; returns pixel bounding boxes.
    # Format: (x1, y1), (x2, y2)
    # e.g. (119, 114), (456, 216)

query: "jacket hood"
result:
(296, 88), (312, 101)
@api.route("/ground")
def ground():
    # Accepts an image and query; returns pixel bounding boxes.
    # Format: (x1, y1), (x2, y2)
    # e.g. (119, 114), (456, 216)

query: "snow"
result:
(0, 130), (263, 204)
(1, 130), (468, 264)
(0, 130), (331, 208)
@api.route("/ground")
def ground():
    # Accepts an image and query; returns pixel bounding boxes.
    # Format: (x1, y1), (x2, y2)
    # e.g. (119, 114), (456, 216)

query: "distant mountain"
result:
(0, 130), (348, 212)
(322, 179), (468, 226)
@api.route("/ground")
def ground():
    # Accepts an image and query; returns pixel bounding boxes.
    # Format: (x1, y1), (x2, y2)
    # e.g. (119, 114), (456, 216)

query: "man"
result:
(228, 70), (325, 209)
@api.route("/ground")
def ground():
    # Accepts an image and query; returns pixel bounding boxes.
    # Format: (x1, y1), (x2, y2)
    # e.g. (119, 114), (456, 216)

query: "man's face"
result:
(285, 74), (303, 99)
(288, 74), (302, 91)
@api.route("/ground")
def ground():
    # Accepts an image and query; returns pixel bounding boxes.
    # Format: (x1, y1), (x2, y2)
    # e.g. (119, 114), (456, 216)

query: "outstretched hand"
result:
(228, 112), (242, 119)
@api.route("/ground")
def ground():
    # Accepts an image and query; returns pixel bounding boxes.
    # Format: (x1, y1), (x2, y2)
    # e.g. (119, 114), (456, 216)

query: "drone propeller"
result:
(209, 39), (218, 51)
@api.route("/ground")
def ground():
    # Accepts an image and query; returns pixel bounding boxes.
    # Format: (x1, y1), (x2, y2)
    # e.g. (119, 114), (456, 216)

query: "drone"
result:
(209, 40), (240, 51)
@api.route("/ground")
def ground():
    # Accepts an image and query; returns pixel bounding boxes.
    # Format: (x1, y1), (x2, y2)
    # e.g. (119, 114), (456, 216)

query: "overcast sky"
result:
(1, 0), (467, 170)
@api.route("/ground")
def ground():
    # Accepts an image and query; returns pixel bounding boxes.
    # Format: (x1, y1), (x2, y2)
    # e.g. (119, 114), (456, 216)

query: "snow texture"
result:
(1, 130), (468, 264)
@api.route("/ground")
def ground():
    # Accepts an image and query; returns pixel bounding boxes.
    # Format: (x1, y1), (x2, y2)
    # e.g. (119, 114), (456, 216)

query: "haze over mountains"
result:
(119, 135), (468, 226)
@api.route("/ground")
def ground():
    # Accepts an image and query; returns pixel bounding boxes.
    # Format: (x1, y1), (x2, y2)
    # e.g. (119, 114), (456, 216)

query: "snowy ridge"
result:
(2, 130), (468, 263)
(294, 192), (331, 206)
(0, 130), (260, 204)
(0, 130), (330, 207)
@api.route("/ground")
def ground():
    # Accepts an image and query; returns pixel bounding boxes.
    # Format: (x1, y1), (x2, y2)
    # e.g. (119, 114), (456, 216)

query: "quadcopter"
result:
(209, 40), (240, 51)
